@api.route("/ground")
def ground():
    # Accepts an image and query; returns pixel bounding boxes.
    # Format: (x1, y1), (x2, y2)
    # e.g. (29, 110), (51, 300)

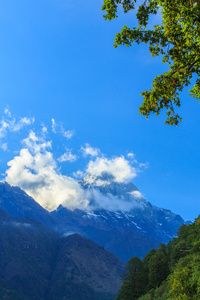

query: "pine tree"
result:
(116, 256), (147, 300)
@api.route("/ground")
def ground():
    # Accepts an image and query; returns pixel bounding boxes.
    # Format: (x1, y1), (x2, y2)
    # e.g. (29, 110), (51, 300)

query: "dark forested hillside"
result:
(0, 208), (124, 300)
(116, 215), (200, 299)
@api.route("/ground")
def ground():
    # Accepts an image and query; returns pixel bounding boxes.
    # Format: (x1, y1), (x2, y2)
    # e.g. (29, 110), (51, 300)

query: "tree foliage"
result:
(102, 0), (200, 125)
(168, 254), (200, 300)
(148, 244), (169, 289)
(116, 256), (147, 300)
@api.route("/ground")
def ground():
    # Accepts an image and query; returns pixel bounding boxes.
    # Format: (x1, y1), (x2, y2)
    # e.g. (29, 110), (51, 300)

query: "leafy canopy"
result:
(101, 0), (200, 125)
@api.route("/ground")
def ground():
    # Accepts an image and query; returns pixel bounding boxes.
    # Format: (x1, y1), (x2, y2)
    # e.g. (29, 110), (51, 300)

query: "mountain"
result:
(49, 234), (124, 300)
(51, 206), (160, 262)
(0, 181), (55, 227)
(0, 207), (124, 300)
(0, 177), (188, 262)
(79, 172), (185, 244)
(50, 172), (187, 261)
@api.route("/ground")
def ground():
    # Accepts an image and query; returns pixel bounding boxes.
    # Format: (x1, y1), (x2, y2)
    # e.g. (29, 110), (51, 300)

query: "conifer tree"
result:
(116, 256), (147, 300)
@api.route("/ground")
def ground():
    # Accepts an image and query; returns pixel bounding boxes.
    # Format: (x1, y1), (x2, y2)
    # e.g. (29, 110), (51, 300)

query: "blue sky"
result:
(0, 0), (199, 221)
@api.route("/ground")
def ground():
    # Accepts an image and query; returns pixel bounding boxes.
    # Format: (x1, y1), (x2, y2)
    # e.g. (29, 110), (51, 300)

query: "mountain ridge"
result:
(0, 179), (189, 262)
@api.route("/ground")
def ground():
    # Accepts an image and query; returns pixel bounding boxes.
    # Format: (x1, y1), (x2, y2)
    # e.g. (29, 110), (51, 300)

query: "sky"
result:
(0, 0), (199, 221)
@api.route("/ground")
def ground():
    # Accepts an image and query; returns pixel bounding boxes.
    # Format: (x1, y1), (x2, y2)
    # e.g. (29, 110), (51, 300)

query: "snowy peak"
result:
(81, 172), (116, 186)
(79, 172), (146, 211)
(80, 172), (138, 192)
(80, 171), (143, 198)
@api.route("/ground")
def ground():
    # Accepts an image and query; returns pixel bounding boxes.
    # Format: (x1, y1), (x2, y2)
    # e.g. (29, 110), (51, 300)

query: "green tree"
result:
(168, 254), (200, 300)
(170, 240), (188, 266)
(148, 244), (169, 289)
(143, 249), (157, 272)
(102, 0), (200, 125)
(138, 281), (169, 300)
(116, 256), (147, 300)
(142, 248), (156, 289)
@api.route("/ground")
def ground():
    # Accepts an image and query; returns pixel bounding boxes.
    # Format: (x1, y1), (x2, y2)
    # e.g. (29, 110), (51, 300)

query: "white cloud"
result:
(58, 149), (77, 162)
(11, 117), (35, 132)
(127, 152), (140, 165)
(5, 131), (89, 211)
(0, 120), (10, 138)
(129, 190), (143, 199)
(64, 130), (75, 139)
(73, 170), (86, 179)
(60, 125), (75, 139)
(22, 130), (51, 154)
(41, 124), (48, 134)
(88, 189), (143, 211)
(3, 221), (32, 228)
(0, 143), (8, 151)
(127, 152), (135, 159)
(4, 107), (11, 117)
(0, 111), (34, 140)
(51, 118), (57, 133)
(51, 118), (75, 139)
(81, 143), (101, 157)
(139, 162), (149, 169)
(86, 156), (138, 184)
(63, 231), (77, 237)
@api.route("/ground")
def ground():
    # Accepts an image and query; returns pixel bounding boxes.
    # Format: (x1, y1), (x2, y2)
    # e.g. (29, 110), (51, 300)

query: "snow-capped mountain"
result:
(51, 172), (187, 261)
(80, 172), (185, 241)
(0, 175), (188, 262)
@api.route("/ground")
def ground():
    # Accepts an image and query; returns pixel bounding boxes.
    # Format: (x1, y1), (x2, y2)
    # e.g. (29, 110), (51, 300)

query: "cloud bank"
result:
(87, 189), (144, 211)
(2, 111), (147, 213)
(86, 156), (138, 183)
(5, 140), (144, 212)
(5, 131), (88, 211)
